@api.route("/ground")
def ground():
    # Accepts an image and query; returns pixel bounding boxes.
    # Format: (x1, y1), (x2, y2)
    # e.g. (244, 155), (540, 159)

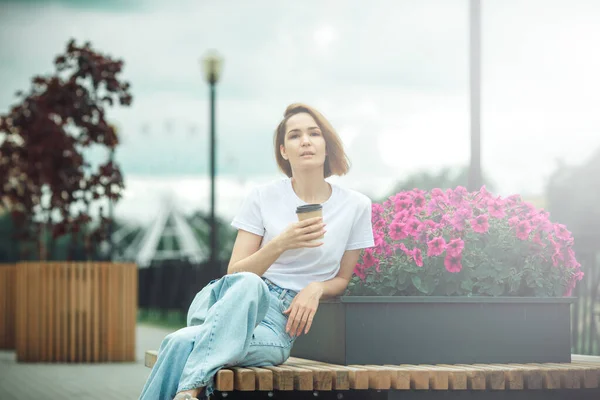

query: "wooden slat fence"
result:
(0, 264), (16, 349)
(15, 262), (137, 362)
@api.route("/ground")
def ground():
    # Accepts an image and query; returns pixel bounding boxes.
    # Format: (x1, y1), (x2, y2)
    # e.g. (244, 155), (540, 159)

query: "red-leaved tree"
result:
(0, 39), (132, 260)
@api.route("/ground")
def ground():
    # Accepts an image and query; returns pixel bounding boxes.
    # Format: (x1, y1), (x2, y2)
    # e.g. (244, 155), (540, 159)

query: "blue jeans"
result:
(139, 272), (297, 400)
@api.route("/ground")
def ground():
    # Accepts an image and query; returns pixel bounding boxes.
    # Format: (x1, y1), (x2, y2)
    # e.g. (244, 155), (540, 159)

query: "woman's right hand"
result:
(274, 217), (326, 252)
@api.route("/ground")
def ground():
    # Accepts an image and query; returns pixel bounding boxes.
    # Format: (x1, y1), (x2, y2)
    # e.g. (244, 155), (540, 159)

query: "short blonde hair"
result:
(274, 103), (350, 178)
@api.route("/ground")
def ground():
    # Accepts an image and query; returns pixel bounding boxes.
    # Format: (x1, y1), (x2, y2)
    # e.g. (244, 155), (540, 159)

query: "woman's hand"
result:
(273, 217), (326, 252)
(283, 282), (324, 337)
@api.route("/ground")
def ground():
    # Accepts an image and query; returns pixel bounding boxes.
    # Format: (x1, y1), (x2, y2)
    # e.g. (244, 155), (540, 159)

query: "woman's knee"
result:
(226, 272), (268, 293)
(163, 326), (197, 348)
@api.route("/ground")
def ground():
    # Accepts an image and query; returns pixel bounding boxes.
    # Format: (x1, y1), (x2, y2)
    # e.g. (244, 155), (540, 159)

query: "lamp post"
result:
(468, 0), (482, 191)
(202, 50), (223, 271)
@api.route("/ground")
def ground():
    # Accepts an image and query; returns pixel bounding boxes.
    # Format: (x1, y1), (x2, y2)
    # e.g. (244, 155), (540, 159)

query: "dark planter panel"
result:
(291, 296), (575, 365)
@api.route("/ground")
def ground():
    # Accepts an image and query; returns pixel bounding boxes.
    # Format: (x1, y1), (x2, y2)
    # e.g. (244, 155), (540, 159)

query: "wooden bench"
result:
(145, 351), (600, 399)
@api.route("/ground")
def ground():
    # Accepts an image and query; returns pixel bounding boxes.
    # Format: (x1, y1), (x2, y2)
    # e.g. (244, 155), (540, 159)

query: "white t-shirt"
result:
(231, 177), (375, 292)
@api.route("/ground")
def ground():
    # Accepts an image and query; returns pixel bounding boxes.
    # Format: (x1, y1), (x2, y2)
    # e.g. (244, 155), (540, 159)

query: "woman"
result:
(139, 103), (374, 400)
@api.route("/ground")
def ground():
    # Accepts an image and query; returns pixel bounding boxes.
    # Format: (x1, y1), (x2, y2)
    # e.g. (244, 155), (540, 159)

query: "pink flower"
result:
(471, 215), (489, 234)
(389, 221), (409, 240)
(451, 207), (472, 231)
(354, 264), (366, 281)
(374, 219), (386, 232)
(565, 247), (580, 269)
(532, 232), (546, 247)
(426, 198), (440, 214)
(415, 224), (430, 243)
(372, 203), (384, 220)
(431, 188), (446, 198)
(362, 248), (377, 269)
(444, 253), (462, 273)
(552, 252), (564, 267)
(553, 224), (571, 241)
(394, 199), (412, 214)
(516, 221), (532, 240)
(449, 186), (468, 206)
(564, 270), (584, 296)
(487, 198), (506, 219)
(427, 237), (447, 257)
(412, 193), (426, 209)
(446, 238), (464, 256)
(397, 242), (412, 257)
(505, 194), (522, 207)
(508, 216), (520, 227)
(412, 248), (423, 267)
(405, 217), (422, 237)
(393, 210), (410, 223)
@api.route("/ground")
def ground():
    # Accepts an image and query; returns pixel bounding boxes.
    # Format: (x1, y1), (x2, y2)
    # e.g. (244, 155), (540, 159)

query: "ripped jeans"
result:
(139, 272), (297, 400)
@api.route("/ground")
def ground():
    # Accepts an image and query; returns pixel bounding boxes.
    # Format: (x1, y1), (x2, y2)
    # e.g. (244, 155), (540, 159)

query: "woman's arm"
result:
(227, 216), (326, 276)
(227, 230), (284, 276)
(308, 249), (361, 299)
(284, 249), (361, 336)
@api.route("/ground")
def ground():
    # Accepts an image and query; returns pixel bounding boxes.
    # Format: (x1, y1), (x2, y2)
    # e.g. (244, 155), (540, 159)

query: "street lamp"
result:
(201, 50), (223, 271)
(468, 0), (482, 191)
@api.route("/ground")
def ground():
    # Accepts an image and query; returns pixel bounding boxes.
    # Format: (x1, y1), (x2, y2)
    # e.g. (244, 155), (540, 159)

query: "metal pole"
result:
(468, 0), (482, 191)
(209, 82), (217, 269)
(108, 147), (115, 261)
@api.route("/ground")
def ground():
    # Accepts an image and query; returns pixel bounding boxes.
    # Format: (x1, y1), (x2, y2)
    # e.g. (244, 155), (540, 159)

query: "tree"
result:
(0, 39), (132, 260)
(546, 148), (600, 241)
(378, 165), (496, 202)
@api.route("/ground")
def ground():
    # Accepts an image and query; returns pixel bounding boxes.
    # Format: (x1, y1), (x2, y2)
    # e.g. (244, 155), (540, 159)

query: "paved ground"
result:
(0, 324), (175, 400)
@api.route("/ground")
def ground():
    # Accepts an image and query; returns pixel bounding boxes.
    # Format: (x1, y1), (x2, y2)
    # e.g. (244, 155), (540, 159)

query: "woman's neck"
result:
(291, 173), (332, 204)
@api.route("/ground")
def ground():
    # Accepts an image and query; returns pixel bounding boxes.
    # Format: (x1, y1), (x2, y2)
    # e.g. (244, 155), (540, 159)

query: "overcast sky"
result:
(1, 0), (599, 224)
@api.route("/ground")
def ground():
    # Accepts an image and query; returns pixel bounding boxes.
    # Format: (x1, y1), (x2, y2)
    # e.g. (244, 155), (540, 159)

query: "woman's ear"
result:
(280, 144), (288, 161)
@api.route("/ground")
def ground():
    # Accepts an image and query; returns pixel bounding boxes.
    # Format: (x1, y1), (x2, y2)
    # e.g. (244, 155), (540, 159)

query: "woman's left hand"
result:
(283, 282), (324, 337)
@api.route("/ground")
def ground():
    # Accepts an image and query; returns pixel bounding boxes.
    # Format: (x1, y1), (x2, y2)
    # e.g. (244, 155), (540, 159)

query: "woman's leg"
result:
(239, 284), (296, 367)
(139, 272), (271, 400)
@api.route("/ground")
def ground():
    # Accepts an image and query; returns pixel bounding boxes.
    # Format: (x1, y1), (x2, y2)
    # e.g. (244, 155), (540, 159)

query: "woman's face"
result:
(280, 112), (327, 173)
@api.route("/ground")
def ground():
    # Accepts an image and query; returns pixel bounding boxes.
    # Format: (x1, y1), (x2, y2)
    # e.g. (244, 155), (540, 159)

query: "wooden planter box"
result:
(291, 296), (575, 365)
(15, 262), (137, 362)
(0, 264), (16, 350)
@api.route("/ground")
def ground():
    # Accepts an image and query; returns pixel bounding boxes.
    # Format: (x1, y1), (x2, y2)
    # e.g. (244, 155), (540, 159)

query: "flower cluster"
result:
(348, 187), (584, 297)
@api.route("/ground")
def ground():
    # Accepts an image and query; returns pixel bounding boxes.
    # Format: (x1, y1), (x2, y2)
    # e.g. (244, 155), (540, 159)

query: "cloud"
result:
(1, 0), (600, 220)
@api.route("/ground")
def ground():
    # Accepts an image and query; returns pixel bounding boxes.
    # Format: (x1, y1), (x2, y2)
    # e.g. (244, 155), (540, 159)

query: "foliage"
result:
(0, 39), (132, 257)
(546, 149), (600, 240)
(348, 186), (584, 297)
(379, 166), (496, 203)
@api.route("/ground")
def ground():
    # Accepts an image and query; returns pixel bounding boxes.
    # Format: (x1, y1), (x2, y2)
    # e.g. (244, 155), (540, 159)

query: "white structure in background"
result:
(115, 197), (209, 268)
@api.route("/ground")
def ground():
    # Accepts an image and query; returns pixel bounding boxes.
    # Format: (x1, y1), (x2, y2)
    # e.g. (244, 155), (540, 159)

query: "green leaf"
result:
(490, 282), (504, 296)
(397, 269), (408, 285)
(460, 279), (474, 293)
(411, 275), (430, 294)
(445, 281), (458, 296)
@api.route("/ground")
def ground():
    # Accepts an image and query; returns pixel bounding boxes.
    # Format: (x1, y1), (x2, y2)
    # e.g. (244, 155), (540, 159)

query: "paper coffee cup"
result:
(296, 204), (324, 240)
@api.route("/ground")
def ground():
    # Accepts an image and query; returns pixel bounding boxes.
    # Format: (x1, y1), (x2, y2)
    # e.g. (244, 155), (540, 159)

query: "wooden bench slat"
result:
(473, 364), (524, 390)
(246, 367), (273, 391)
(437, 364), (487, 390)
(145, 350), (600, 393)
(230, 367), (255, 391)
(455, 364), (505, 390)
(402, 365), (450, 390)
(276, 365), (314, 391)
(145, 350), (158, 368)
(215, 369), (234, 392)
(505, 364), (545, 389)
(381, 365), (413, 390)
(287, 357), (368, 389)
(545, 363), (600, 388)
(260, 365), (294, 391)
(285, 361), (349, 390)
(348, 365), (392, 390)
